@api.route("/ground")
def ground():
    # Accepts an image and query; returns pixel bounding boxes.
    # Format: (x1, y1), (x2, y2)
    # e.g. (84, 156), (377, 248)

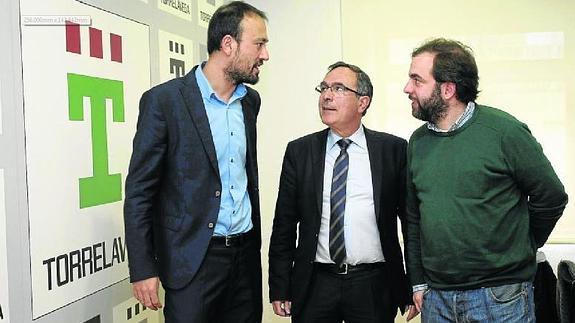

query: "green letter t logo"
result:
(67, 73), (125, 208)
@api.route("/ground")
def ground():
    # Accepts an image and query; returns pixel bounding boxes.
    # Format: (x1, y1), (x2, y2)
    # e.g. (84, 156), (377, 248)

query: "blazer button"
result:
(208, 222), (214, 229)
(215, 190), (221, 197)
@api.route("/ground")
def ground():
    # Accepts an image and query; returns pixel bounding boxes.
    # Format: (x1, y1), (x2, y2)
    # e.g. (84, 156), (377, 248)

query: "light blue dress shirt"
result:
(195, 64), (253, 236)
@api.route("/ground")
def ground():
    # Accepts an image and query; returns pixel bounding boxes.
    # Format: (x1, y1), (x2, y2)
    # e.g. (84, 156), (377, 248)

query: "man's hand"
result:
(413, 290), (424, 312)
(405, 304), (420, 321)
(133, 277), (163, 310)
(272, 300), (292, 317)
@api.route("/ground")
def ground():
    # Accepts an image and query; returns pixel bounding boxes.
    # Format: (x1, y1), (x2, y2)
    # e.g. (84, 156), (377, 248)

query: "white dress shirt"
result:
(315, 125), (385, 265)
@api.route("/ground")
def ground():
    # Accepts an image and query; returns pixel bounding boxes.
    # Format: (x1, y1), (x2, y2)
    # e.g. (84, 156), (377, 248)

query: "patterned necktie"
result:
(329, 138), (351, 266)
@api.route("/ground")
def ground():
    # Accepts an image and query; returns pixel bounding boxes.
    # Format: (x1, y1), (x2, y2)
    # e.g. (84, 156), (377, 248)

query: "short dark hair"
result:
(207, 1), (267, 54)
(412, 38), (479, 103)
(328, 61), (373, 115)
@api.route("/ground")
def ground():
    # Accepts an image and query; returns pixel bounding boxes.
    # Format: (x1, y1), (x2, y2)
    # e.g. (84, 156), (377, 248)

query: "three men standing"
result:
(124, 6), (568, 320)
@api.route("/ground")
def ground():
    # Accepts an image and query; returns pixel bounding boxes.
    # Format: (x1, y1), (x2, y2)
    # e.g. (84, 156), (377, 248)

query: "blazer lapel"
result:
(241, 92), (257, 184)
(180, 66), (220, 177)
(365, 128), (383, 220)
(312, 129), (329, 216)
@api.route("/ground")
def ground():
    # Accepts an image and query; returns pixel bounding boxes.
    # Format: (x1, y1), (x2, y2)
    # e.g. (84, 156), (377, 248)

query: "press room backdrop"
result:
(0, 0), (572, 323)
(3, 0), (228, 322)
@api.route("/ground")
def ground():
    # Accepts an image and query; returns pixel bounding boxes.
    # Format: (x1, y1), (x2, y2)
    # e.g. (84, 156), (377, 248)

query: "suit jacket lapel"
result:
(241, 91), (257, 184)
(180, 66), (220, 177)
(312, 129), (329, 216)
(365, 128), (383, 221)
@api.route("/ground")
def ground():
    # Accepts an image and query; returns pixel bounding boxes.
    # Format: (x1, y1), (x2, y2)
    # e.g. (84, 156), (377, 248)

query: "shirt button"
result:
(231, 185), (234, 189)
(231, 132), (234, 136)
(208, 222), (214, 229)
(230, 158), (234, 163)
(215, 190), (221, 197)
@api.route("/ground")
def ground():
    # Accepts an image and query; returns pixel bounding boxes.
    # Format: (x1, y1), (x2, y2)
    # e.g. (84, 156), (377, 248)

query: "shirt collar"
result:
(195, 62), (247, 104)
(427, 101), (476, 133)
(327, 124), (367, 151)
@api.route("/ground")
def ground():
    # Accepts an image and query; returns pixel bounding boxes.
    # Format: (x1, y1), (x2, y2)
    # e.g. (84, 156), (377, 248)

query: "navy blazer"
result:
(268, 127), (411, 315)
(124, 65), (261, 289)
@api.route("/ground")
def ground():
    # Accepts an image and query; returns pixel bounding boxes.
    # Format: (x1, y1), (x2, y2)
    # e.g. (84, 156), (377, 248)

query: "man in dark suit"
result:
(269, 62), (417, 323)
(123, 2), (269, 322)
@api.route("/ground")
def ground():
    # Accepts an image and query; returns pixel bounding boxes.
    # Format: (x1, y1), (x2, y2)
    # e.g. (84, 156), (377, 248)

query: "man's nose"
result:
(322, 88), (334, 100)
(403, 81), (412, 94)
(260, 45), (269, 61)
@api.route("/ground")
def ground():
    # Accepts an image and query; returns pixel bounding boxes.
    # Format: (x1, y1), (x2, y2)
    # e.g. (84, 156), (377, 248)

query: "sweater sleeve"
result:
(501, 122), (568, 247)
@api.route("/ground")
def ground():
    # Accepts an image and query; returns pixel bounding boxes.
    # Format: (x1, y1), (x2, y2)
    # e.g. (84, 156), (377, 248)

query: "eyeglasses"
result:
(315, 82), (363, 96)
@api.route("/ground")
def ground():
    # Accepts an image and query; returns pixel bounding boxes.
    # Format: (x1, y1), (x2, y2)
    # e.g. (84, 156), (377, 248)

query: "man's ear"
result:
(220, 35), (237, 56)
(358, 96), (370, 114)
(441, 82), (457, 100)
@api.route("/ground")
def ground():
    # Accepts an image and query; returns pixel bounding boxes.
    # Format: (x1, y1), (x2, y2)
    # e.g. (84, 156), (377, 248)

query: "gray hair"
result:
(328, 61), (373, 114)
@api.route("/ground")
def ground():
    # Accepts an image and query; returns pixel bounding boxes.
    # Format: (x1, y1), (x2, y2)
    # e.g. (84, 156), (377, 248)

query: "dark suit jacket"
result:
(124, 66), (262, 292)
(268, 127), (411, 315)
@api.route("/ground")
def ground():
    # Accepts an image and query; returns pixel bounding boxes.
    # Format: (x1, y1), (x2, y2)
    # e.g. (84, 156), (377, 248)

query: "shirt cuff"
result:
(412, 284), (428, 293)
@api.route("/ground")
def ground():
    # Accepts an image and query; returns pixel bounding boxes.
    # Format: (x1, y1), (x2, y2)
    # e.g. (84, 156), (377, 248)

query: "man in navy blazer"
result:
(123, 2), (269, 322)
(269, 62), (416, 322)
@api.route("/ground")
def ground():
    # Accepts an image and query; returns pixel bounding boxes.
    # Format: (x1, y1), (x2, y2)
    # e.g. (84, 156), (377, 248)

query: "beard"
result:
(225, 54), (261, 85)
(412, 84), (447, 124)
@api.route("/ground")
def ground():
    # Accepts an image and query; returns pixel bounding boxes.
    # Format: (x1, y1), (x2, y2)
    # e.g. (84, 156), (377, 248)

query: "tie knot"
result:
(337, 138), (352, 150)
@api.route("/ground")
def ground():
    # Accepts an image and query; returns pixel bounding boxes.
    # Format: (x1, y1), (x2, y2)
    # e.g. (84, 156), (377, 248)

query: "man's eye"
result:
(334, 85), (345, 92)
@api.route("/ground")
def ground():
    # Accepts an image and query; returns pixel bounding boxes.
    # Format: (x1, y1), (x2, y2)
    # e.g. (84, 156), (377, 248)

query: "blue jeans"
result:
(422, 282), (535, 323)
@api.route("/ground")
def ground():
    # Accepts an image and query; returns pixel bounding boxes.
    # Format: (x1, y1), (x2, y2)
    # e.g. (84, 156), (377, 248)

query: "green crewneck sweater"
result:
(405, 105), (568, 290)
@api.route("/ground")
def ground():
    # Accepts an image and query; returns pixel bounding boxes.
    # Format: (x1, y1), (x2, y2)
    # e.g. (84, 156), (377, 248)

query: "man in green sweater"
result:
(403, 38), (568, 322)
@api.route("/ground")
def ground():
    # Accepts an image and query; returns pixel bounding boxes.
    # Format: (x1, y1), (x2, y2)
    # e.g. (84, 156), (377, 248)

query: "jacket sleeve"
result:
(123, 89), (167, 282)
(404, 138), (426, 287)
(396, 138), (414, 310)
(268, 142), (299, 302)
(501, 123), (568, 247)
